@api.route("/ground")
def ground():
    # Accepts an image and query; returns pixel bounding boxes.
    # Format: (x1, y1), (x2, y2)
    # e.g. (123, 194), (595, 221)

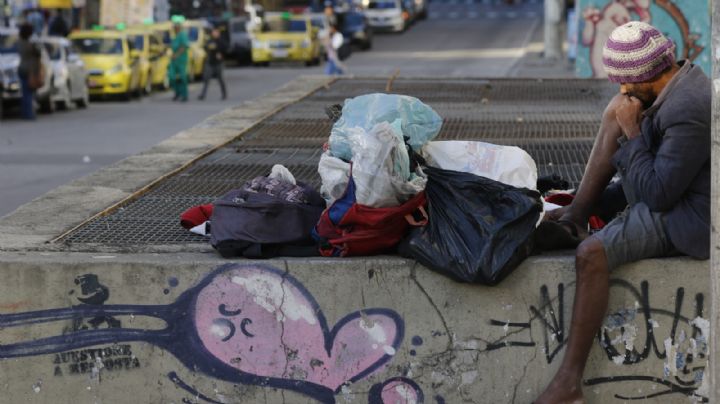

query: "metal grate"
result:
(61, 78), (614, 247)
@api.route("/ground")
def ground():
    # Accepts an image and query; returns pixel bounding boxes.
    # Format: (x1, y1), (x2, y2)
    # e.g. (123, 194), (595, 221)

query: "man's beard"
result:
(627, 89), (656, 109)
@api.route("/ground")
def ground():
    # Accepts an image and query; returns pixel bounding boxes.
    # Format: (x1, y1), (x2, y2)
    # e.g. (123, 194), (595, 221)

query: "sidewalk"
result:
(509, 12), (576, 79)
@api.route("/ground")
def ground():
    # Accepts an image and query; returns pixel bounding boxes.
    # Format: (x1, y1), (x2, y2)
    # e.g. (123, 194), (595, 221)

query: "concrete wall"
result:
(574, 0), (711, 78)
(0, 253), (709, 403)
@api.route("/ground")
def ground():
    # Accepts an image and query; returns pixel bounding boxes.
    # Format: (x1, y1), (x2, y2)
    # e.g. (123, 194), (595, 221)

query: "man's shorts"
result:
(595, 202), (678, 270)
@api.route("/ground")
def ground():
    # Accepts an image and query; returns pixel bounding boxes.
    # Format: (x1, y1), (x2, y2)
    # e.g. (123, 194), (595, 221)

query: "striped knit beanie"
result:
(602, 21), (676, 83)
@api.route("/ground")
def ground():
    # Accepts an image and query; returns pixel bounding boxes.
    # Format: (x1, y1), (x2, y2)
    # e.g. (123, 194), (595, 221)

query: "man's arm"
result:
(613, 97), (709, 211)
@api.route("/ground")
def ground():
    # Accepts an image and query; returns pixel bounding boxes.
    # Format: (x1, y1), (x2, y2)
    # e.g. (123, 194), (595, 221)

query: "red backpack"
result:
(313, 175), (427, 257)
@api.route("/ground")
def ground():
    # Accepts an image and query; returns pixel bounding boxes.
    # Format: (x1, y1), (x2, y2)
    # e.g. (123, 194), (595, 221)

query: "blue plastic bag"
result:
(329, 93), (443, 162)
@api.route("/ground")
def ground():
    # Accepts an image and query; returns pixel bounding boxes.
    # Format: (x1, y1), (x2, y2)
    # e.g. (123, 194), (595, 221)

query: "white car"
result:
(0, 28), (56, 113)
(363, 0), (406, 33)
(39, 37), (89, 110)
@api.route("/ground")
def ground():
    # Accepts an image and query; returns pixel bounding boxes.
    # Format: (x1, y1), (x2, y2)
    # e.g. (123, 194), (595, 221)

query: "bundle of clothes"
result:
(180, 93), (594, 285)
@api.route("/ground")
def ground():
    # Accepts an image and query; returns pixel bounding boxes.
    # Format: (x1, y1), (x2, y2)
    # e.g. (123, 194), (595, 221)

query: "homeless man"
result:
(535, 21), (710, 403)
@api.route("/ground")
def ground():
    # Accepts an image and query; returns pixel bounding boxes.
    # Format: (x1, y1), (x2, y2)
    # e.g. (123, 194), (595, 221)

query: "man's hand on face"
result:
(616, 95), (644, 139)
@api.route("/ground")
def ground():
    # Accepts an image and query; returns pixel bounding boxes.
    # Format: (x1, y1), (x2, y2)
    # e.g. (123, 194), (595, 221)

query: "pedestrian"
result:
(323, 24), (345, 76)
(48, 10), (69, 37)
(535, 21), (710, 403)
(168, 15), (189, 102)
(16, 23), (41, 120)
(24, 9), (45, 36)
(198, 28), (227, 101)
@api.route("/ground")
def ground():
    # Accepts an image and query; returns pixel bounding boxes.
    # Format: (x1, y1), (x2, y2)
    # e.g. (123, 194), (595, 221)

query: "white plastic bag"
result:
(329, 94), (443, 162)
(348, 122), (425, 207)
(422, 141), (538, 190)
(318, 152), (351, 205)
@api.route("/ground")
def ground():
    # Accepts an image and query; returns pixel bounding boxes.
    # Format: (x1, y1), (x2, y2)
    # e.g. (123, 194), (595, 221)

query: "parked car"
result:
(0, 28), (56, 113)
(69, 30), (142, 100)
(363, 0), (406, 32)
(124, 29), (155, 94)
(339, 10), (372, 50)
(185, 19), (209, 80)
(131, 24), (171, 90)
(227, 16), (253, 63)
(39, 36), (89, 109)
(251, 16), (321, 66)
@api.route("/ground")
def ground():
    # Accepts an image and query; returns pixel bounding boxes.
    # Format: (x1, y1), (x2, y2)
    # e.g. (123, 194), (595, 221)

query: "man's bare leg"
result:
(535, 237), (610, 403)
(548, 94), (626, 233)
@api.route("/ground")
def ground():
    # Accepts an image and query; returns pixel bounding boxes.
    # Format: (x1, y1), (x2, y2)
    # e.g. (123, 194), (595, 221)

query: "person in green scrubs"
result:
(169, 15), (190, 102)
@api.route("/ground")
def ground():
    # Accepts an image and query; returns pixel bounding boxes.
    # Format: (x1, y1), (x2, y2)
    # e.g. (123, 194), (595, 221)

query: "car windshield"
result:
(231, 21), (247, 32)
(188, 27), (199, 41)
(0, 34), (18, 54)
(72, 38), (123, 54)
(368, 1), (397, 8)
(343, 13), (364, 27)
(263, 19), (307, 33)
(43, 43), (62, 60)
(129, 35), (145, 50)
(310, 18), (325, 29)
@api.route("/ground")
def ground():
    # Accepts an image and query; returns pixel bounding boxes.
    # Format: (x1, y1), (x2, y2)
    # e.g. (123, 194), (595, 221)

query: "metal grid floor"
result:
(61, 78), (614, 246)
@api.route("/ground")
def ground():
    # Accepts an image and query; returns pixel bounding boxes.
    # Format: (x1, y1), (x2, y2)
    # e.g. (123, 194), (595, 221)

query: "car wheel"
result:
(38, 91), (55, 113)
(362, 38), (372, 50)
(144, 72), (153, 95)
(56, 81), (73, 110)
(75, 88), (89, 108)
(120, 87), (131, 101)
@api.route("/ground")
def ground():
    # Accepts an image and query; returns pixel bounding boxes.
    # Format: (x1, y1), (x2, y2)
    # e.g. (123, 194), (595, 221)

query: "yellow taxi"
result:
(123, 29), (154, 94)
(69, 29), (141, 99)
(126, 27), (171, 91)
(184, 20), (208, 80)
(251, 15), (321, 66)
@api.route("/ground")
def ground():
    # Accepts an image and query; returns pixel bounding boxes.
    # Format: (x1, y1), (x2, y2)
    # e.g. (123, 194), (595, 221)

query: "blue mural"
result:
(575, 0), (710, 78)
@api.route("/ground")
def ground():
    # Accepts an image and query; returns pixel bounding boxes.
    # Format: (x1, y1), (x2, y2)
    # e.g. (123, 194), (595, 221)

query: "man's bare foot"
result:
(557, 216), (589, 241)
(535, 373), (584, 404)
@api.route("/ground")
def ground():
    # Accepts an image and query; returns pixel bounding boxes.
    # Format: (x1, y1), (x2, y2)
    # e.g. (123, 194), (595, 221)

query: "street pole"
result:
(543, 0), (563, 60)
(711, 0), (719, 401)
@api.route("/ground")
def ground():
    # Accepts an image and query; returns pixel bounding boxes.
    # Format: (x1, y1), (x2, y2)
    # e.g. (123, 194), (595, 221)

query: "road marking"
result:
(525, 11), (538, 18)
(506, 11), (518, 18)
(448, 11), (459, 18)
(429, 11), (441, 19)
(468, 11), (479, 18)
(487, 11), (499, 18)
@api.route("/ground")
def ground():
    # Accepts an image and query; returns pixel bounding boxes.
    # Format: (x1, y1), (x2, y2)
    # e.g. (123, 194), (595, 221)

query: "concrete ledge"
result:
(0, 254), (708, 403)
(0, 75), (335, 252)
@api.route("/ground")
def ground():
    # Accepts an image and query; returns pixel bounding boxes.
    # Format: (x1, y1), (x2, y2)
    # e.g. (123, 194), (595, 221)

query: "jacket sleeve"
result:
(612, 105), (710, 212)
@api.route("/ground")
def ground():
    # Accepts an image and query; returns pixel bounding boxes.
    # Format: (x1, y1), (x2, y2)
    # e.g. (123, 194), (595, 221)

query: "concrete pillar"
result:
(543, 0), (563, 59)
(711, 0), (720, 401)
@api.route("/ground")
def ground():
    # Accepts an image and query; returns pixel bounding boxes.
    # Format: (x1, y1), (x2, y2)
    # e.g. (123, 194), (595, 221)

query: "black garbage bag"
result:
(399, 166), (543, 284)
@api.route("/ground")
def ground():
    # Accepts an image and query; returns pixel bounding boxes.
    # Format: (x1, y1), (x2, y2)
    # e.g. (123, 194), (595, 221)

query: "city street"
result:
(0, 0), (544, 217)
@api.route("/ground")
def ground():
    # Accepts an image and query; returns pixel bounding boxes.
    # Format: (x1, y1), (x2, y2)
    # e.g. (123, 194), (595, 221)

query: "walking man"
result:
(17, 23), (41, 120)
(198, 28), (227, 101)
(535, 21), (710, 403)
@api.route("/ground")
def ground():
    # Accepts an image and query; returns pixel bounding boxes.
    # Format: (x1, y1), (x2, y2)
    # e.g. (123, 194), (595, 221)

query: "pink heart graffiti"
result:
(194, 264), (404, 393)
(0, 264), (405, 403)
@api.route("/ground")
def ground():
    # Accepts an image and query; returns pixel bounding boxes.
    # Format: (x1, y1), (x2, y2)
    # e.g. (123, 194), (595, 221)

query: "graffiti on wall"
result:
(576, 0), (710, 78)
(488, 280), (709, 402)
(0, 264), (417, 404)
